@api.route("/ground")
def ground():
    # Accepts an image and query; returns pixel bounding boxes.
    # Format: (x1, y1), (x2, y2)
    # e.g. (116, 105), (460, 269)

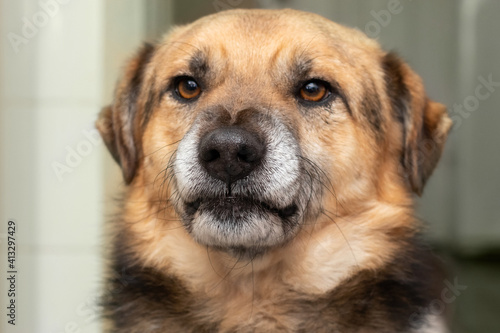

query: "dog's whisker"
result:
(298, 154), (352, 219)
(321, 210), (359, 268)
(143, 139), (181, 157)
(206, 246), (224, 279)
(250, 259), (255, 321)
(207, 250), (245, 293)
(166, 40), (204, 56)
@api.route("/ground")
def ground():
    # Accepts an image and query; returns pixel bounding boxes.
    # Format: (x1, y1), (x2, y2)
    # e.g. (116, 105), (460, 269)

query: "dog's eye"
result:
(175, 77), (201, 100)
(299, 80), (330, 102)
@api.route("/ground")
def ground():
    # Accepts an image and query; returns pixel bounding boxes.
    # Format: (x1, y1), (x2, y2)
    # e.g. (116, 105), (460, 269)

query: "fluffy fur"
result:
(97, 9), (452, 332)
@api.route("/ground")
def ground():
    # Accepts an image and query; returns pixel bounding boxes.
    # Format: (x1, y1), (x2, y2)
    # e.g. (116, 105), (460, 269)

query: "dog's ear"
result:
(383, 53), (452, 196)
(96, 43), (156, 184)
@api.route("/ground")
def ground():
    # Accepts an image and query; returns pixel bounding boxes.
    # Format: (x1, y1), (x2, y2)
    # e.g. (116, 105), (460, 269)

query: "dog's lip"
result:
(184, 196), (298, 219)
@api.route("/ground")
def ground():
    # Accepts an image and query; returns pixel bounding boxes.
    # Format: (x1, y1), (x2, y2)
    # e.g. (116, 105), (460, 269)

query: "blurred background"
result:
(1, 0), (499, 332)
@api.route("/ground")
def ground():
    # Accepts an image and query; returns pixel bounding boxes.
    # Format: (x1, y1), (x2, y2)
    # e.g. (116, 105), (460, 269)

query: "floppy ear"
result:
(383, 53), (452, 196)
(96, 43), (156, 184)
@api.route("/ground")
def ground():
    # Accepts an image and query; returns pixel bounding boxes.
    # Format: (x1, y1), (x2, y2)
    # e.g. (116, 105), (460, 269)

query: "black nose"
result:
(198, 126), (265, 184)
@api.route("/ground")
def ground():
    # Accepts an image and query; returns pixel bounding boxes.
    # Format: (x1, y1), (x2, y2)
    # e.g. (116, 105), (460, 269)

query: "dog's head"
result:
(97, 9), (451, 258)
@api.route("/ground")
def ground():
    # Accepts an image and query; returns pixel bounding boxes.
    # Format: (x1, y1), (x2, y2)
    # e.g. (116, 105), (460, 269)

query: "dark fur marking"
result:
(189, 50), (210, 80)
(331, 81), (352, 116)
(382, 52), (411, 124)
(361, 87), (383, 133)
(124, 42), (156, 182)
(128, 42), (156, 119)
(135, 43), (156, 129)
(103, 231), (444, 332)
(142, 88), (157, 129)
(291, 234), (445, 332)
(186, 49), (213, 92)
(290, 57), (313, 84)
(102, 231), (220, 332)
(133, 43), (157, 130)
(382, 52), (411, 161)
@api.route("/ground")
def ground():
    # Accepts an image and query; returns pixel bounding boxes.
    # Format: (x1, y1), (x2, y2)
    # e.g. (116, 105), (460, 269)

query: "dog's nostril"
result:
(200, 149), (220, 162)
(198, 126), (265, 184)
(236, 145), (257, 163)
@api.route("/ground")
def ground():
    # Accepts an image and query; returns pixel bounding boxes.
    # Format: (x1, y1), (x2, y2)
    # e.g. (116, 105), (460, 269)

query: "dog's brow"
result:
(290, 57), (313, 83)
(189, 51), (210, 80)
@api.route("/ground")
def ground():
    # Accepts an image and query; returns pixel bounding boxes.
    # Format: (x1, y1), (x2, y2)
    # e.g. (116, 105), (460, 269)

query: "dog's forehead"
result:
(160, 9), (382, 75)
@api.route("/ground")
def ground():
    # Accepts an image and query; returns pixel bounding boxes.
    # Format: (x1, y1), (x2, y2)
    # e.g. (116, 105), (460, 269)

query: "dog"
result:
(96, 8), (452, 333)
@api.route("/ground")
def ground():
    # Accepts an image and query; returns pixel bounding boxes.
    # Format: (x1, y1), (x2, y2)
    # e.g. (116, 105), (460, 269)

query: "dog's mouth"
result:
(180, 195), (300, 257)
(184, 196), (298, 220)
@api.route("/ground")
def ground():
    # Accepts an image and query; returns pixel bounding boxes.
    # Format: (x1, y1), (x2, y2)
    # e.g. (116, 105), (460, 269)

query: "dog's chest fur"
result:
(105, 235), (443, 333)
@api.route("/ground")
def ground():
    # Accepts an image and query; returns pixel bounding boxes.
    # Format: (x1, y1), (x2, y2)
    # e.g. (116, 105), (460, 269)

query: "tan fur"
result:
(98, 9), (452, 332)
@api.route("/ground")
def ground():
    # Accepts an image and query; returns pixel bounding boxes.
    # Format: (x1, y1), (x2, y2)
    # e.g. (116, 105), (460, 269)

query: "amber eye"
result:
(175, 77), (201, 100)
(299, 80), (330, 102)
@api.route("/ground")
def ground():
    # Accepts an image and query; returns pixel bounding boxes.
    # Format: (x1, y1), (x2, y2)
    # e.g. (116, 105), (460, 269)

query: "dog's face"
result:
(97, 9), (451, 258)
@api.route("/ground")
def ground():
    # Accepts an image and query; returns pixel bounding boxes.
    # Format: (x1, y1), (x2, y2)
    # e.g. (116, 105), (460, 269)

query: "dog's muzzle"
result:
(173, 112), (306, 257)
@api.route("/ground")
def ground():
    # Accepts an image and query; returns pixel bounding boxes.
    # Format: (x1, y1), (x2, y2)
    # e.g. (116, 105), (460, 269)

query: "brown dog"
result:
(97, 9), (452, 332)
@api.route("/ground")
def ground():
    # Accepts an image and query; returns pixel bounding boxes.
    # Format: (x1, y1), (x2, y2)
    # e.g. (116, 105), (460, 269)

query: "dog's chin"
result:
(181, 197), (299, 258)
